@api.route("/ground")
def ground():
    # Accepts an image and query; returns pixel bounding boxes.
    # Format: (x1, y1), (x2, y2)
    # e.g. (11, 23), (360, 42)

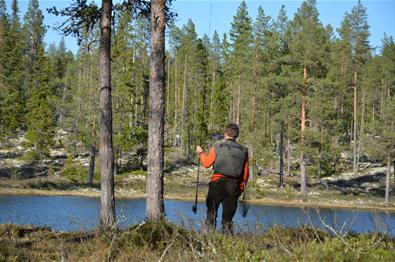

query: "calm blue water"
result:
(0, 194), (394, 236)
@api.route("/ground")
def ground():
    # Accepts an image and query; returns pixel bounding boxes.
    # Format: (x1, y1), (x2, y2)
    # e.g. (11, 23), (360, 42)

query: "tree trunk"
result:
(393, 160), (395, 184)
(166, 57), (170, 120)
(385, 153), (391, 204)
(173, 57), (178, 147)
(59, 67), (69, 126)
(287, 124), (291, 175)
(357, 92), (365, 167)
(88, 143), (96, 185)
(353, 71), (358, 176)
(146, 0), (166, 221)
(300, 65), (307, 195)
(252, 49), (258, 130)
(181, 55), (188, 158)
(279, 126), (284, 187)
(99, 0), (115, 229)
(88, 62), (96, 186)
(236, 80), (241, 125)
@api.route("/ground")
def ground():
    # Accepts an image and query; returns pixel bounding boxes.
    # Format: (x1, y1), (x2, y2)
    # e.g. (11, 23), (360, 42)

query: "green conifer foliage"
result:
(0, 0), (25, 139)
(24, 48), (56, 160)
(229, 1), (253, 128)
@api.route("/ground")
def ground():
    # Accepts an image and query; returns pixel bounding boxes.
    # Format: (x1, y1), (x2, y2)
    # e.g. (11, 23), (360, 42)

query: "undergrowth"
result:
(0, 222), (394, 262)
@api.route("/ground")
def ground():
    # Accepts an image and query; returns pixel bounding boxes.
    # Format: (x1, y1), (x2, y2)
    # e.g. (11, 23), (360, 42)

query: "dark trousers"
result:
(205, 177), (242, 233)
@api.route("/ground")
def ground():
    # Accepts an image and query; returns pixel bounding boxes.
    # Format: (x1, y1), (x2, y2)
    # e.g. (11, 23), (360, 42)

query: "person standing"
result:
(195, 123), (249, 233)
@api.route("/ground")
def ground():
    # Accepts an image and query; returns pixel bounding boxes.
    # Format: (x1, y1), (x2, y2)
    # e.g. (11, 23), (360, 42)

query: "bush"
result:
(60, 156), (87, 183)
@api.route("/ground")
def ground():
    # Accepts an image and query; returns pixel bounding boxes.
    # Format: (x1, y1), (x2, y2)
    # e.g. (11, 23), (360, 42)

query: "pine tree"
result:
(347, 0), (370, 176)
(98, 0), (116, 229)
(146, 0), (166, 221)
(288, 0), (329, 194)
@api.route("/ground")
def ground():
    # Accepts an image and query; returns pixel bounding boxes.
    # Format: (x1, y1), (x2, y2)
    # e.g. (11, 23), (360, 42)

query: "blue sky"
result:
(6, 0), (395, 54)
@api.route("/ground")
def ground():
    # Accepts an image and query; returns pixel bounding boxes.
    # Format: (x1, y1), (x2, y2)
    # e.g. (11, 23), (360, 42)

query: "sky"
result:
(5, 0), (395, 54)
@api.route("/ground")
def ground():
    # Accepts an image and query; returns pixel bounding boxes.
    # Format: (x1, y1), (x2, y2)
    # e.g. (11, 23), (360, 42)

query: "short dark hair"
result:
(225, 123), (239, 139)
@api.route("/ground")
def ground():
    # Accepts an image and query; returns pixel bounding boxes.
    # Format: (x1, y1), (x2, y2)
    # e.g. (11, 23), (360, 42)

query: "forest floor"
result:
(0, 134), (394, 211)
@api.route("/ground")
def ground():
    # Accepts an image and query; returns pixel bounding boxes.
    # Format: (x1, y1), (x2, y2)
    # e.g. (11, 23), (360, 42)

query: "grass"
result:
(0, 222), (394, 261)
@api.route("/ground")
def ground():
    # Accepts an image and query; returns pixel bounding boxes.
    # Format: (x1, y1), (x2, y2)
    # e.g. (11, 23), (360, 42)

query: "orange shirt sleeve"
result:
(240, 154), (249, 191)
(199, 147), (216, 168)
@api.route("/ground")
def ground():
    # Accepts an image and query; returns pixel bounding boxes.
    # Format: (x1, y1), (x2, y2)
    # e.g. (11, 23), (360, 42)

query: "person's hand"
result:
(240, 181), (247, 192)
(195, 145), (203, 154)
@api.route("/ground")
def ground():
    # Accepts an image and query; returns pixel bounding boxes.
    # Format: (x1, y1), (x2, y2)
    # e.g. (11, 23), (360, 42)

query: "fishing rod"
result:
(240, 185), (250, 217)
(192, 156), (200, 214)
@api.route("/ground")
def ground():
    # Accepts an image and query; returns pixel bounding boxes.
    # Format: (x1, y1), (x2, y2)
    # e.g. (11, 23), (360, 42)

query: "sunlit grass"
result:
(0, 222), (393, 261)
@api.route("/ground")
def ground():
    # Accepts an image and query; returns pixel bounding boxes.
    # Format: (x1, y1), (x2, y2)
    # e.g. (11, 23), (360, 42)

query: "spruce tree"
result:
(229, 1), (253, 127)
(23, 0), (46, 100)
(0, 0), (7, 79)
(24, 47), (56, 161)
(1, 0), (25, 139)
(210, 30), (228, 132)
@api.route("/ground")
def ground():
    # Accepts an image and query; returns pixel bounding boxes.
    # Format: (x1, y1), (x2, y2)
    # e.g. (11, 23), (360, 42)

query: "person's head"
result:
(224, 123), (239, 140)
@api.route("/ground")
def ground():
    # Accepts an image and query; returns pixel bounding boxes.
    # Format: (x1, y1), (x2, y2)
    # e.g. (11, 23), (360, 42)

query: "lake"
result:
(0, 194), (394, 236)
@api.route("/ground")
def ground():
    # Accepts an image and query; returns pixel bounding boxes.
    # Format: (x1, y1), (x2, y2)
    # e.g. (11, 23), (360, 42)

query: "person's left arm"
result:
(240, 153), (249, 191)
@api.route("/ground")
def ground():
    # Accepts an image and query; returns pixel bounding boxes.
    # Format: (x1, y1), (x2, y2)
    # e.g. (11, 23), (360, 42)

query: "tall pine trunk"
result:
(385, 153), (391, 204)
(88, 143), (96, 185)
(279, 125), (284, 187)
(353, 71), (358, 176)
(99, 0), (115, 229)
(88, 63), (96, 185)
(181, 55), (188, 157)
(236, 80), (241, 125)
(287, 124), (291, 175)
(146, 0), (166, 221)
(173, 57), (178, 147)
(357, 92), (365, 168)
(300, 65), (307, 195)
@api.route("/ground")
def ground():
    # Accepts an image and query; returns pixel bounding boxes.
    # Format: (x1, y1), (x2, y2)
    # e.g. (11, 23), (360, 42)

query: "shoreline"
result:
(1, 187), (395, 213)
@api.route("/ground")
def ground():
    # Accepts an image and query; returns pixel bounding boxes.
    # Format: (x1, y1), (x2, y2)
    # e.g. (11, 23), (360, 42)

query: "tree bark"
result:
(279, 126), (284, 187)
(173, 57), (178, 147)
(88, 62), (96, 185)
(145, 0), (166, 221)
(99, 0), (115, 229)
(88, 143), (96, 185)
(385, 153), (391, 204)
(181, 55), (188, 157)
(357, 92), (365, 169)
(353, 71), (358, 176)
(287, 124), (291, 175)
(300, 65), (307, 195)
(236, 80), (241, 125)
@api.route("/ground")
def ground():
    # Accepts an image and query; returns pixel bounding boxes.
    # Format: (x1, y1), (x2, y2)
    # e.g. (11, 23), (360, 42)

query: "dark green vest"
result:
(213, 139), (248, 178)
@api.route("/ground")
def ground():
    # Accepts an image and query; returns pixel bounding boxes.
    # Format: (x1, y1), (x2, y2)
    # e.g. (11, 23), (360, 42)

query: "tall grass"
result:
(0, 222), (394, 261)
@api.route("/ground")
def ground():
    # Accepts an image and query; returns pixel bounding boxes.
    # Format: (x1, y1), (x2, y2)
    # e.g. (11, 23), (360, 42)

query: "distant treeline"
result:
(0, 0), (394, 189)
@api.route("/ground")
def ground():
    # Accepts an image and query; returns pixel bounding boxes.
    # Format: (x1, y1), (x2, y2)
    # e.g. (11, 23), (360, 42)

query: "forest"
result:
(0, 0), (395, 260)
(1, 0), (394, 191)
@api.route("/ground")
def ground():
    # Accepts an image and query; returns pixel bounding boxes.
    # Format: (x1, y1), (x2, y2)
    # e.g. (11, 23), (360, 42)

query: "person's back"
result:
(196, 123), (249, 233)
